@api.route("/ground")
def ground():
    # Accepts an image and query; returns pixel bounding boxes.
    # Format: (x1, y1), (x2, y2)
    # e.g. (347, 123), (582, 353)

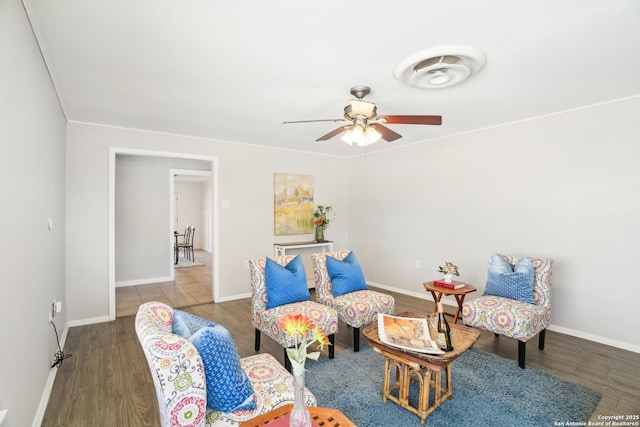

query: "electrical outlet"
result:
(415, 260), (421, 269)
(244, 260), (250, 268)
(56, 301), (62, 313)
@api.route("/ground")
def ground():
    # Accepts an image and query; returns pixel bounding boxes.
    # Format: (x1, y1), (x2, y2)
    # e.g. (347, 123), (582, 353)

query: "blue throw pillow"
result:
(264, 255), (311, 309)
(189, 325), (256, 412)
(483, 254), (535, 304)
(489, 253), (514, 274)
(172, 309), (217, 338)
(326, 251), (369, 297)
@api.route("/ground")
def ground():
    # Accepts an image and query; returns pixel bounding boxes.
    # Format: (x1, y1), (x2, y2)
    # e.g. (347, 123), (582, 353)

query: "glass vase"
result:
(314, 225), (325, 242)
(289, 362), (311, 427)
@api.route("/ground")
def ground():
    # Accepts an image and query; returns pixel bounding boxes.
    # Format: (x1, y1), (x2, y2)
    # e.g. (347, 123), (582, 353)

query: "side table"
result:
(423, 281), (477, 324)
(239, 404), (356, 427)
(362, 311), (480, 424)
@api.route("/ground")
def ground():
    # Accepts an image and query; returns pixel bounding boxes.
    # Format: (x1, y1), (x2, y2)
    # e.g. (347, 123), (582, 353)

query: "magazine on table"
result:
(377, 314), (444, 355)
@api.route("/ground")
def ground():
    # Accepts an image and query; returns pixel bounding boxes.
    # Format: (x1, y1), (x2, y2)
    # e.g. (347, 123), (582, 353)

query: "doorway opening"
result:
(108, 148), (219, 320)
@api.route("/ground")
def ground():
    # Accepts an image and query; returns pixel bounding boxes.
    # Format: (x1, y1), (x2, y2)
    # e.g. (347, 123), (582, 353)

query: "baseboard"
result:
(215, 292), (251, 303)
(116, 275), (173, 287)
(68, 315), (111, 327)
(33, 322), (69, 427)
(547, 324), (640, 354)
(368, 280), (639, 354)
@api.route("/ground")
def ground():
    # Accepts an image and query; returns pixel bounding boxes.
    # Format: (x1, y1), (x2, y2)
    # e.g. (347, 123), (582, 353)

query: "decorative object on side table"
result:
(437, 261), (459, 282)
(280, 314), (331, 427)
(313, 205), (334, 243)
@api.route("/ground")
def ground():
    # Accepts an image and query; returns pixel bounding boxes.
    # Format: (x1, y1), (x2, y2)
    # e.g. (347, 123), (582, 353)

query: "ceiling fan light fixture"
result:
(340, 124), (381, 147)
(394, 45), (486, 89)
(363, 125), (382, 146)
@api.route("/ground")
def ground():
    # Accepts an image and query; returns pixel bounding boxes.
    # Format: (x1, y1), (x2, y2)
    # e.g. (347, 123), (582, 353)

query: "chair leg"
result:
(283, 347), (292, 372)
(254, 329), (261, 351)
(518, 340), (526, 369)
(538, 329), (546, 350)
(353, 327), (360, 352)
(329, 334), (335, 359)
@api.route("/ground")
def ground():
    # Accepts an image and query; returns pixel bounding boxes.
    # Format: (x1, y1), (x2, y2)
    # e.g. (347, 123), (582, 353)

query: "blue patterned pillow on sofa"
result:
(326, 251), (369, 297)
(172, 309), (217, 338)
(189, 325), (256, 412)
(264, 255), (311, 309)
(483, 254), (535, 304)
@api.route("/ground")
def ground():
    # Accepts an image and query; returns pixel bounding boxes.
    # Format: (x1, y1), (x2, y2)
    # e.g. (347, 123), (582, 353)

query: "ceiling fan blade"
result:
(379, 115), (442, 125)
(373, 124), (402, 142)
(316, 127), (347, 141)
(283, 119), (342, 124)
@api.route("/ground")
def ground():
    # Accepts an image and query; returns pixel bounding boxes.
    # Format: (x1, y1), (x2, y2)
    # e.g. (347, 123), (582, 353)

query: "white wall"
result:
(0, 1), (67, 426)
(175, 179), (210, 251)
(66, 122), (350, 320)
(66, 98), (640, 352)
(348, 97), (640, 351)
(115, 155), (210, 284)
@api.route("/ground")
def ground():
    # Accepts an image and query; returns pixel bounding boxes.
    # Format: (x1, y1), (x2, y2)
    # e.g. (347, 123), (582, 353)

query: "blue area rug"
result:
(305, 343), (600, 427)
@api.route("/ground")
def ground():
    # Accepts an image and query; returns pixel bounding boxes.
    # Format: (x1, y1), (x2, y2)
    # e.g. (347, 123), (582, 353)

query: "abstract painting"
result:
(274, 173), (314, 235)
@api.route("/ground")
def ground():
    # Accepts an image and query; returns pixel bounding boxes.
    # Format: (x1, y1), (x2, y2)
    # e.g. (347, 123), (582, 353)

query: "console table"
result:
(273, 240), (333, 257)
(274, 241), (334, 288)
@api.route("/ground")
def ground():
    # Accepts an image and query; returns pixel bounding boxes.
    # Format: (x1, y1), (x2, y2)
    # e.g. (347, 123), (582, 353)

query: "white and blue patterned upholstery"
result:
(189, 326), (256, 412)
(312, 251), (395, 351)
(462, 254), (553, 368)
(484, 254), (535, 304)
(136, 302), (317, 427)
(249, 256), (339, 367)
(173, 309), (218, 337)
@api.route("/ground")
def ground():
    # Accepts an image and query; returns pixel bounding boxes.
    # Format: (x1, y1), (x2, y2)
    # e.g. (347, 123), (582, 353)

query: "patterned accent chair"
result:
(312, 250), (395, 352)
(249, 256), (339, 371)
(135, 302), (317, 427)
(462, 254), (553, 368)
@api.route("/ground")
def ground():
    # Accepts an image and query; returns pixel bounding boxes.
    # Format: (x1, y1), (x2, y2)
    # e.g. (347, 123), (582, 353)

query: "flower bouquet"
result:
(280, 314), (330, 427)
(437, 261), (459, 282)
(313, 205), (334, 242)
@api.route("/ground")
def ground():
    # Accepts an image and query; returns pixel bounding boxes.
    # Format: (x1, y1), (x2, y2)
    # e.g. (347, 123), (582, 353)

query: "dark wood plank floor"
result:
(42, 288), (640, 426)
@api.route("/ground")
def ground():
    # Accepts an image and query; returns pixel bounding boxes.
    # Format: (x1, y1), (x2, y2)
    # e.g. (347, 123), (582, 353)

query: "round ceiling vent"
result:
(394, 45), (486, 89)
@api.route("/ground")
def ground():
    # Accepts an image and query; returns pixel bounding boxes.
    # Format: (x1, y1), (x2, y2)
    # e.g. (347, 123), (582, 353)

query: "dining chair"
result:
(175, 225), (195, 261)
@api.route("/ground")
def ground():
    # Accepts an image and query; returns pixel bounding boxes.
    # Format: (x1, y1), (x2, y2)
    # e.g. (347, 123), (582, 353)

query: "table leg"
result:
(429, 291), (443, 314)
(418, 368), (431, 423)
(430, 290), (467, 324)
(452, 295), (467, 323)
(382, 357), (391, 403)
(174, 235), (178, 265)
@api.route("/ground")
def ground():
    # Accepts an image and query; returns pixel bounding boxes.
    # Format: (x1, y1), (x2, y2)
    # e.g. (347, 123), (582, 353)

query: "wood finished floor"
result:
(43, 287), (639, 426)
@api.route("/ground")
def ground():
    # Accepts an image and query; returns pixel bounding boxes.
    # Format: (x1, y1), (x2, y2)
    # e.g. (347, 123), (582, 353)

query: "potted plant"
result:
(437, 261), (459, 283)
(313, 205), (334, 242)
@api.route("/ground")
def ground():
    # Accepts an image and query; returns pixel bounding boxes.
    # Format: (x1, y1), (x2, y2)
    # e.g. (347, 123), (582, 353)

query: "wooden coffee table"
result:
(363, 311), (480, 424)
(239, 403), (356, 427)
(423, 280), (477, 323)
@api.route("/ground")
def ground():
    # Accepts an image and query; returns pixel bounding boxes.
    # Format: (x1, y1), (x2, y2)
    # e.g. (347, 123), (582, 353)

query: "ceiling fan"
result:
(283, 86), (442, 146)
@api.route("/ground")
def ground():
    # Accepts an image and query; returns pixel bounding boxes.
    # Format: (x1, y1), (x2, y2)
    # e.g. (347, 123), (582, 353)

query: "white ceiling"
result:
(24, 0), (640, 158)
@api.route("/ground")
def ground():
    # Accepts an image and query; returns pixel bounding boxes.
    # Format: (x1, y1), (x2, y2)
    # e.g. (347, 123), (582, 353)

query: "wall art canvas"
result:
(274, 173), (314, 235)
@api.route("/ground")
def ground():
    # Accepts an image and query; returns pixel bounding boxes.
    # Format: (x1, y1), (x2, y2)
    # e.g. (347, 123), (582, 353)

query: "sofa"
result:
(135, 302), (317, 427)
